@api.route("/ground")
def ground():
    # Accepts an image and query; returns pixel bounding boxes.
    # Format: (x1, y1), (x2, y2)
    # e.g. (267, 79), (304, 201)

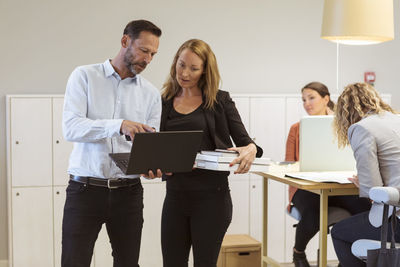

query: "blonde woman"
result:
(160, 39), (263, 267)
(331, 83), (400, 267)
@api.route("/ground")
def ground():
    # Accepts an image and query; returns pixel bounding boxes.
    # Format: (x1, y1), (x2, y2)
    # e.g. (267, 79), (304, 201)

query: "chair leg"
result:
(317, 248), (319, 267)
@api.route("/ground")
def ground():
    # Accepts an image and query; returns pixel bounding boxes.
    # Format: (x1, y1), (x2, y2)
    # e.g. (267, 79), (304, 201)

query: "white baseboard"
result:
(0, 260), (8, 267)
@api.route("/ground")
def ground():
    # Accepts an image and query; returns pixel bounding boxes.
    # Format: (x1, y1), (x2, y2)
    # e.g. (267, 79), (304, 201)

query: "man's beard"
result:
(124, 48), (147, 75)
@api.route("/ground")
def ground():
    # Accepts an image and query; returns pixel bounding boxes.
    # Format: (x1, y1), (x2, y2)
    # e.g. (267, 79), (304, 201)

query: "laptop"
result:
(299, 115), (356, 172)
(109, 130), (203, 175)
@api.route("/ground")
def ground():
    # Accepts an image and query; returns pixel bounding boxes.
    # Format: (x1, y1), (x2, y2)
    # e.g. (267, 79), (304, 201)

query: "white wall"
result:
(1, 0), (399, 261)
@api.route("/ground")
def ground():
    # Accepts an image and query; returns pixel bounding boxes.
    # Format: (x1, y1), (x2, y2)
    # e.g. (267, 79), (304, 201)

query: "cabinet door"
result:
(139, 181), (166, 267)
(10, 98), (52, 186)
(53, 186), (67, 267)
(11, 187), (53, 267)
(285, 96), (307, 137)
(226, 174), (250, 235)
(249, 174), (263, 242)
(93, 225), (113, 267)
(250, 97), (286, 262)
(231, 97), (250, 133)
(53, 98), (73, 186)
(250, 97), (286, 162)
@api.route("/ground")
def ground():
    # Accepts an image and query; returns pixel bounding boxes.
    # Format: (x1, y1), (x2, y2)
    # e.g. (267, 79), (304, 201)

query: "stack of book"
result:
(194, 149), (272, 172)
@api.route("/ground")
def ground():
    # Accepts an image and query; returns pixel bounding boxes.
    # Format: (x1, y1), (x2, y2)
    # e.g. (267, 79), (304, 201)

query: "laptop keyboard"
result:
(118, 159), (129, 168)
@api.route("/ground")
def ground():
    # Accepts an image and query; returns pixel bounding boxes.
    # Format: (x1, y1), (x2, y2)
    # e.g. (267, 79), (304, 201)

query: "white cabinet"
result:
(139, 181), (166, 267)
(231, 96), (250, 131)
(285, 96), (307, 136)
(226, 174), (250, 235)
(11, 187), (54, 267)
(10, 98), (53, 187)
(7, 96), (71, 267)
(227, 97), (251, 237)
(53, 98), (73, 186)
(249, 174), (263, 242)
(93, 226), (113, 267)
(53, 186), (67, 267)
(249, 96), (287, 262)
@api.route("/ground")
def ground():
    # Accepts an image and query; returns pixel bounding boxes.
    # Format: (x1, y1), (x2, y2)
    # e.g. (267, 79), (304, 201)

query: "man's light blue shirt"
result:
(63, 59), (161, 179)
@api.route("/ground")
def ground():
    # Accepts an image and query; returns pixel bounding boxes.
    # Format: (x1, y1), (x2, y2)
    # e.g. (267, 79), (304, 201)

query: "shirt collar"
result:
(103, 59), (139, 83)
(104, 59), (116, 78)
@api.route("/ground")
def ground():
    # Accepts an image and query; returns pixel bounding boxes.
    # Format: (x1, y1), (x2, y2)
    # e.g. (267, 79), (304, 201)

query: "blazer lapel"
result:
(203, 107), (217, 147)
(161, 99), (173, 131)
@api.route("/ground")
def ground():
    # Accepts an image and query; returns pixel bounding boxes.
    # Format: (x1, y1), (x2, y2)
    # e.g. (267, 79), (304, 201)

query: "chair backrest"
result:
(351, 186), (400, 260)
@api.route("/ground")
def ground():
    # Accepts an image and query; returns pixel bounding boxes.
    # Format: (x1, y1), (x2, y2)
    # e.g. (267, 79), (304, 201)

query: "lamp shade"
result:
(321, 0), (394, 45)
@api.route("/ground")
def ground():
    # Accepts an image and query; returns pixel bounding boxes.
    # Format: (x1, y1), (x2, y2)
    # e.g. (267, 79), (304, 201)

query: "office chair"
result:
(351, 186), (400, 261)
(287, 205), (351, 266)
(287, 205), (352, 227)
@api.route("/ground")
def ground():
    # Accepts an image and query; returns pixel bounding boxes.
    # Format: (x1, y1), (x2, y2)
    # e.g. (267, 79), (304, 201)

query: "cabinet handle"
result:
(56, 191), (60, 194)
(15, 141), (19, 144)
(252, 185), (256, 189)
(56, 140), (60, 144)
(16, 192), (19, 196)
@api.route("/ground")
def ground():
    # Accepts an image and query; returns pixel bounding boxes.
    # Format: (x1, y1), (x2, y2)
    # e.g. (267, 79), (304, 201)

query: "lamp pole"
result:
(336, 42), (339, 94)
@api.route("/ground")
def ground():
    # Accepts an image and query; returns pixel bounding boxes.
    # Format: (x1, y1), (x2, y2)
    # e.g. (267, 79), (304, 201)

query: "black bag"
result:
(367, 204), (400, 267)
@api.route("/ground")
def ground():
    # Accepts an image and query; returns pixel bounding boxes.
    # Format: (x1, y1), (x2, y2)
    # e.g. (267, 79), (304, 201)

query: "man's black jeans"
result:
(61, 179), (144, 267)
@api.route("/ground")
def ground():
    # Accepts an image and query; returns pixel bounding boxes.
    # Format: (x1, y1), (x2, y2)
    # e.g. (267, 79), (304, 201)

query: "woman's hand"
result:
(228, 143), (257, 174)
(348, 175), (360, 188)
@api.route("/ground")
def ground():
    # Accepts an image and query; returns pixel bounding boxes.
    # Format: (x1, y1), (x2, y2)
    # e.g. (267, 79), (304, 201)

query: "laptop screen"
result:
(299, 115), (356, 172)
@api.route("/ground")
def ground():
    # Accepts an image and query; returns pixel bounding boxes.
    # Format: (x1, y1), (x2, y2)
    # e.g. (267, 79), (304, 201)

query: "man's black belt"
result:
(69, 175), (140, 189)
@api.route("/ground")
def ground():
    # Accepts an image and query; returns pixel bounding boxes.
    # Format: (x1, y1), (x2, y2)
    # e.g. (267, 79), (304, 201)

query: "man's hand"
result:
(141, 169), (162, 179)
(120, 120), (155, 140)
(141, 169), (172, 179)
(228, 143), (257, 174)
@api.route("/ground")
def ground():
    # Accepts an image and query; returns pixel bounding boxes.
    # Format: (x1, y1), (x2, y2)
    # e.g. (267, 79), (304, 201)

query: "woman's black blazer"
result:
(160, 90), (263, 158)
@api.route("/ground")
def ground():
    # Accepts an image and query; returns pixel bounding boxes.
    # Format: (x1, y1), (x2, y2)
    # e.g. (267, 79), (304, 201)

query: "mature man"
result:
(62, 20), (162, 267)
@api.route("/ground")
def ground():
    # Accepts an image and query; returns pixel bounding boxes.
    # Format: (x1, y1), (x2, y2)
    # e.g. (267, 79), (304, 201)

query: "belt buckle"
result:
(107, 178), (119, 189)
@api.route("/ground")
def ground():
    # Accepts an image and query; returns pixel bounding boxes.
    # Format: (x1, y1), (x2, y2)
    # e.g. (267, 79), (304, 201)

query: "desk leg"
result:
(319, 189), (328, 267)
(263, 178), (268, 267)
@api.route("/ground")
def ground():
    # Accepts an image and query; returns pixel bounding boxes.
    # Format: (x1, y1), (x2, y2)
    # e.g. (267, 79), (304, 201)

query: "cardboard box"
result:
(217, 234), (261, 267)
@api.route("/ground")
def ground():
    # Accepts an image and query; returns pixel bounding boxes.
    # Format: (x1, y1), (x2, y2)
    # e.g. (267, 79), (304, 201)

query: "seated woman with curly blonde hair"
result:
(331, 82), (400, 267)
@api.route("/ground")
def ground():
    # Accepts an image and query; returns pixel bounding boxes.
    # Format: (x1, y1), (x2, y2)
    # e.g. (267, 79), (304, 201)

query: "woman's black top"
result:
(164, 105), (229, 191)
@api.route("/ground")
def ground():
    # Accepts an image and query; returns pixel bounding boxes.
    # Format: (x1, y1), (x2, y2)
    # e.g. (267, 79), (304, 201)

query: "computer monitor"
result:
(299, 115), (356, 172)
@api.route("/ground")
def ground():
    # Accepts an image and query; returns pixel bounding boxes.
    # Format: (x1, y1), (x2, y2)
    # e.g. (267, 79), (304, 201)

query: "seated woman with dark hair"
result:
(286, 82), (371, 267)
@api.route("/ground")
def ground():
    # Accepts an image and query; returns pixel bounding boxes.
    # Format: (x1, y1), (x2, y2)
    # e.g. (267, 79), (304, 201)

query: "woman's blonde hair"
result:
(334, 82), (396, 148)
(161, 39), (220, 109)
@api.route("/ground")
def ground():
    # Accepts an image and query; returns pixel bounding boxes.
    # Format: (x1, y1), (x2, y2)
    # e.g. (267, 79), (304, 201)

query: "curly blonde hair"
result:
(161, 39), (220, 109)
(334, 82), (396, 148)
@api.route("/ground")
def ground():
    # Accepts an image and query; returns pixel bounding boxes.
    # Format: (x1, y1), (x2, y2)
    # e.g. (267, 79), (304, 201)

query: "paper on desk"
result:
(285, 171), (355, 184)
